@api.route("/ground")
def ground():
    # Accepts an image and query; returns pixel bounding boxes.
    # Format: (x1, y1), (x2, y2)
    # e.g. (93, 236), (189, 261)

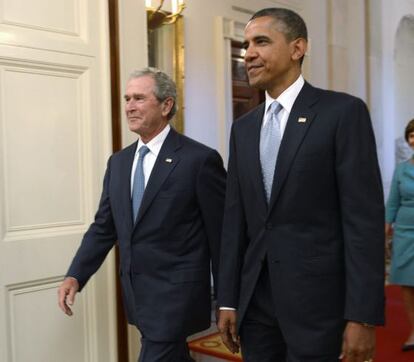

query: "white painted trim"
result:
(87, 1), (118, 361)
(116, 1), (148, 360)
(214, 17), (246, 163)
(118, 0), (148, 149)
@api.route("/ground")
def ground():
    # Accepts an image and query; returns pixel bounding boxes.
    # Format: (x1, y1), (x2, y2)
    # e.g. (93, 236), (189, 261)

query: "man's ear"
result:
(291, 37), (307, 63)
(161, 97), (174, 117)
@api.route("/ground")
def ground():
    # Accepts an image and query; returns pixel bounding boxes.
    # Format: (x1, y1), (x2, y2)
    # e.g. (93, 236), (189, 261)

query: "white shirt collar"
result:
(264, 74), (305, 114)
(135, 124), (171, 158)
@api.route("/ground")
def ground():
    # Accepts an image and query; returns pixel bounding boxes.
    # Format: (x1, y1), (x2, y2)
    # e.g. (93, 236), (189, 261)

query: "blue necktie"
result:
(132, 145), (150, 221)
(260, 101), (283, 203)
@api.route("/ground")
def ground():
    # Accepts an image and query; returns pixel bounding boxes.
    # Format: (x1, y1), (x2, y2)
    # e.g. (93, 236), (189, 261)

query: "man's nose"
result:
(126, 100), (136, 112)
(244, 45), (256, 62)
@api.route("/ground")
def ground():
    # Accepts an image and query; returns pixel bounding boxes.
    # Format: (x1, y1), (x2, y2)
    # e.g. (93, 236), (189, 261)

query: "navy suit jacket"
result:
(67, 128), (226, 341)
(218, 82), (385, 353)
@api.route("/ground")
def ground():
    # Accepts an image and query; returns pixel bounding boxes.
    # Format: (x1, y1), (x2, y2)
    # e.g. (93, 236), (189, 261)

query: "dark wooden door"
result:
(231, 40), (265, 120)
(108, 1), (129, 361)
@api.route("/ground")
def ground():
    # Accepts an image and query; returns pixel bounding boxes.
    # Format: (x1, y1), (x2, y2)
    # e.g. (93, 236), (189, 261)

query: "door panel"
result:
(0, 1), (116, 361)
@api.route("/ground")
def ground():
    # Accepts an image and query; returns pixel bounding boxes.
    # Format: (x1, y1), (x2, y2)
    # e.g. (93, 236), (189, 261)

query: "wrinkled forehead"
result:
(126, 76), (155, 91)
(127, 75), (154, 87)
(124, 76), (157, 99)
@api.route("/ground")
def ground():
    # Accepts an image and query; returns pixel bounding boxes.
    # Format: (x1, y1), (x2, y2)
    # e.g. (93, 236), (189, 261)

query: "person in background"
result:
(386, 118), (414, 352)
(58, 68), (226, 362)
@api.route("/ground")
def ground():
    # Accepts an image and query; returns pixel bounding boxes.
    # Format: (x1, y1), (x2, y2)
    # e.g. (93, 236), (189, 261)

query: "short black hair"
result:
(250, 8), (308, 42)
(405, 118), (414, 142)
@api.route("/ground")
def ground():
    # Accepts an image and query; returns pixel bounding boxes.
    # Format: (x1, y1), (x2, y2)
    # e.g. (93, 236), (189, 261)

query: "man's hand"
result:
(340, 321), (375, 362)
(58, 277), (79, 316)
(385, 223), (393, 238)
(385, 223), (393, 260)
(218, 309), (240, 354)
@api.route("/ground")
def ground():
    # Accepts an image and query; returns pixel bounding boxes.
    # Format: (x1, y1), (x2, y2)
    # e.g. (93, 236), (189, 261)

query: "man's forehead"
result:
(245, 18), (279, 38)
(126, 76), (154, 91)
(245, 16), (283, 31)
(127, 75), (153, 86)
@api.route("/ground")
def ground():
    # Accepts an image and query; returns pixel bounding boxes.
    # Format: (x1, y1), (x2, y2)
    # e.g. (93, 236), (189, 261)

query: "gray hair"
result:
(129, 67), (177, 120)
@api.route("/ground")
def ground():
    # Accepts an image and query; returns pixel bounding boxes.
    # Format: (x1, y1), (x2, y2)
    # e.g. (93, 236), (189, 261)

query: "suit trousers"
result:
(239, 261), (340, 362)
(138, 337), (194, 362)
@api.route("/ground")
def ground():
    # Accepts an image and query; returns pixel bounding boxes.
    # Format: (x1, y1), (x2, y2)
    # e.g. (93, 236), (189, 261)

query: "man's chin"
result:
(128, 125), (142, 134)
(248, 77), (265, 90)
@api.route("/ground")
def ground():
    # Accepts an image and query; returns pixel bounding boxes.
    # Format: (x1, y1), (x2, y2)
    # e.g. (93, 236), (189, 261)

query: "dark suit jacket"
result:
(67, 128), (226, 341)
(218, 82), (385, 353)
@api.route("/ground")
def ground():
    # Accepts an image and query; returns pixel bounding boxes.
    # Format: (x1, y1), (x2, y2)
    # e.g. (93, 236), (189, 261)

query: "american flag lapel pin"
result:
(298, 117), (307, 123)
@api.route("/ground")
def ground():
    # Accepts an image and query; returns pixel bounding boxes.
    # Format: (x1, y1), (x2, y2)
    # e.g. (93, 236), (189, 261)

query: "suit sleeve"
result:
(66, 156), (117, 291)
(217, 124), (248, 308)
(196, 149), (226, 298)
(385, 164), (402, 223)
(335, 97), (385, 325)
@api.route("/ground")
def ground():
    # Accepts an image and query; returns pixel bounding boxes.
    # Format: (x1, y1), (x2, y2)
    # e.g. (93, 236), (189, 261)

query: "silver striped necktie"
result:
(132, 145), (150, 221)
(260, 101), (283, 203)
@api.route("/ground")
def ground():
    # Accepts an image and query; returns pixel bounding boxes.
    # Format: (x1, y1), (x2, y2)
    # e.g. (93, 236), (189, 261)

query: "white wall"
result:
(302, 0), (414, 195)
(372, 0), (414, 193)
(117, 2), (148, 360)
(325, 0), (368, 99)
(302, 0), (329, 89)
(118, 0), (149, 148)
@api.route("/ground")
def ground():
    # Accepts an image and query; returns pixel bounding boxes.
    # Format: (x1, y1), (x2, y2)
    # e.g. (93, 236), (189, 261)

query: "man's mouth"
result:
(247, 64), (263, 73)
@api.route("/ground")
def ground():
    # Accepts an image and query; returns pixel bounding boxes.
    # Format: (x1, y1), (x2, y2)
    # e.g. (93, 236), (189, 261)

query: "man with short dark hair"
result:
(58, 68), (226, 362)
(218, 8), (384, 362)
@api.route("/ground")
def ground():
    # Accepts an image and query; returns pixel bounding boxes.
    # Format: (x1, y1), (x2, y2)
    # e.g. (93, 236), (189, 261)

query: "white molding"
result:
(0, 0), (117, 361)
(6, 278), (58, 362)
(214, 17), (247, 162)
(116, 1), (148, 359)
(117, 0), (148, 149)
(1, 0), (82, 36)
(0, 64), (89, 238)
(0, 0), (90, 55)
(265, 0), (303, 11)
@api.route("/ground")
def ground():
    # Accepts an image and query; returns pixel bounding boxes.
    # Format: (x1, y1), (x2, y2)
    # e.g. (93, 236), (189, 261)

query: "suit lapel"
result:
(245, 104), (268, 213)
(268, 82), (319, 212)
(133, 128), (181, 229)
(119, 143), (136, 232)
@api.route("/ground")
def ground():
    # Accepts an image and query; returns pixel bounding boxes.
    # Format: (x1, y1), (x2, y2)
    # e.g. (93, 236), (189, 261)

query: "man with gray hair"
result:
(58, 68), (226, 361)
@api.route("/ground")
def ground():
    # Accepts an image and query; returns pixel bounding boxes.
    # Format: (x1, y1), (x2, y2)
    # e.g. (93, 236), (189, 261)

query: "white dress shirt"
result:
(220, 75), (305, 311)
(130, 124), (171, 195)
(262, 74), (305, 137)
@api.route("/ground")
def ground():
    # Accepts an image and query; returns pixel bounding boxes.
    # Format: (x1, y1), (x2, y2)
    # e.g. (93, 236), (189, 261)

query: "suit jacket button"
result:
(265, 223), (273, 230)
